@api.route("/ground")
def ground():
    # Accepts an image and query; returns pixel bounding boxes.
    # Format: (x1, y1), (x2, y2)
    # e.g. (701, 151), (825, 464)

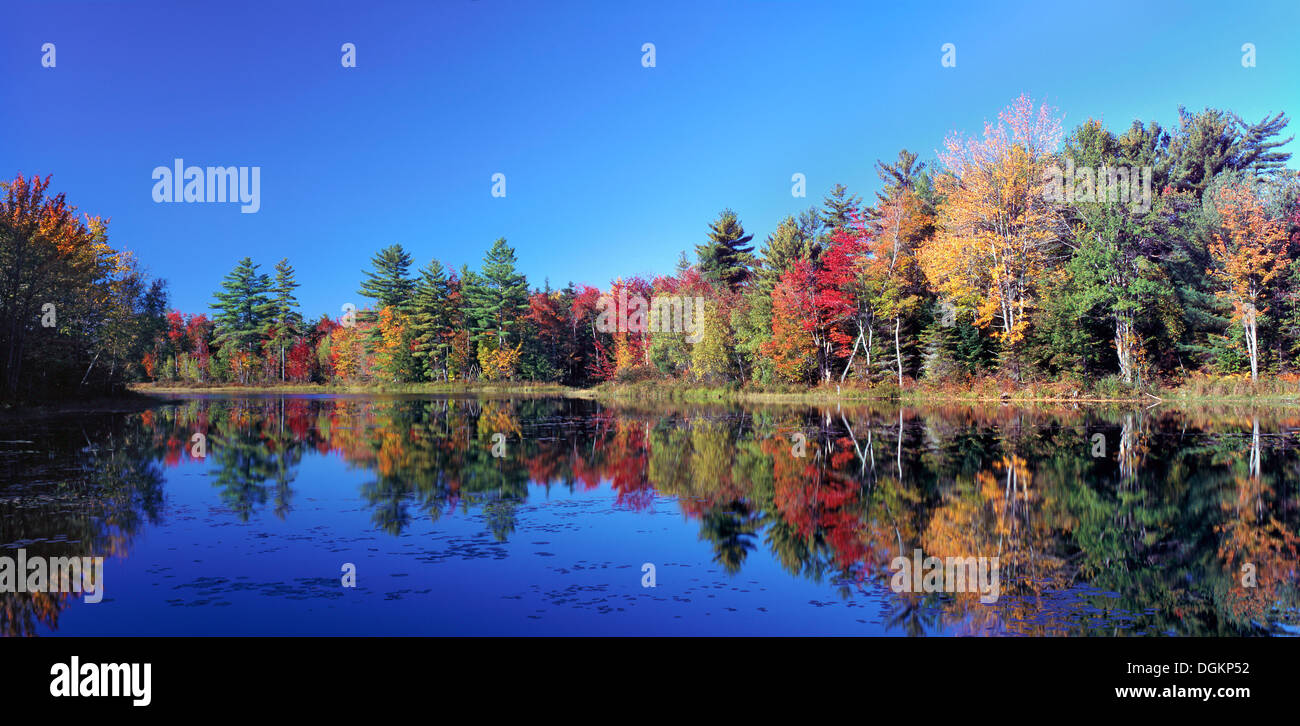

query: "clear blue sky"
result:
(3, 0), (1297, 320)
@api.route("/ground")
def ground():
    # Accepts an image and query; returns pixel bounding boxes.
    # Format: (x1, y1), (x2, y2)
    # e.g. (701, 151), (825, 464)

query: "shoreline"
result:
(121, 381), (1300, 406)
(0, 390), (166, 420)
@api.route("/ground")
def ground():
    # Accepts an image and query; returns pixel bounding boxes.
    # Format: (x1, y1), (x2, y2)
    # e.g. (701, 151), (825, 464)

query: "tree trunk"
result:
(865, 326), (873, 379)
(840, 328), (864, 383)
(1115, 314), (1133, 385)
(1242, 305), (1253, 385)
(80, 351), (100, 387)
(894, 316), (903, 387)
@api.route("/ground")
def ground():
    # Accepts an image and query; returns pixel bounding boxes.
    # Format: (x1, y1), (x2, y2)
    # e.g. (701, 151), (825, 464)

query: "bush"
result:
(614, 365), (662, 384)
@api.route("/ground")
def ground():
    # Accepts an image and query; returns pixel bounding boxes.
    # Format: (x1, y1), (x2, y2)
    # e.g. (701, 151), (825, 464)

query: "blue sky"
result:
(3, 0), (1298, 320)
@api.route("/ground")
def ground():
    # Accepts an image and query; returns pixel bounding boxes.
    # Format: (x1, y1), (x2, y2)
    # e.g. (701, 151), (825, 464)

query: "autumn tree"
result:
(648, 266), (705, 379)
(815, 226), (870, 382)
(730, 213), (822, 383)
(1207, 182), (1290, 381)
(185, 313), (213, 382)
(690, 290), (737, 383)
(522, 284), (575, 382)
(870, 186), (932, 386)
(373, 305), (419, 381)
(920, 95), (1066, 374)
(603, 276), (653, 374)
(0, 175), (166, 399)
(328, 322), (363, 381)
(574, 284), (616, 381)
(762, 261), (819, 383)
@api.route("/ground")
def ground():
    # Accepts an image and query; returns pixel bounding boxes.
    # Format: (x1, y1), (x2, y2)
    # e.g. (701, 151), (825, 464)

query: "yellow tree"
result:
(920, 95), (1065, 368)
(691, 297), (735, 382)
(870, 187), (931, 386)
(1207, 182), (1289, 382)
(373, 305), (418, 381)
(329, 324), (362, 381)
(477, 337), (521, 380)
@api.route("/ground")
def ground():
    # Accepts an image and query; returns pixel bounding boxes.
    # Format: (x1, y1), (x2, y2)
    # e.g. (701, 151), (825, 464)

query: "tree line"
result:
(7, 95), (1300, 398)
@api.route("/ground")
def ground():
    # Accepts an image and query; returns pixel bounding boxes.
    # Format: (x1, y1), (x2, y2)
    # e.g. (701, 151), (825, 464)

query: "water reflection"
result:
(0, 411), (165, 636)
(2, 396), (1297, 636)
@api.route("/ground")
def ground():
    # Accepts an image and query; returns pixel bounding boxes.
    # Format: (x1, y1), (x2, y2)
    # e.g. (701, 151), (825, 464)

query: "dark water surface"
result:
(2, 394), (1297, 636)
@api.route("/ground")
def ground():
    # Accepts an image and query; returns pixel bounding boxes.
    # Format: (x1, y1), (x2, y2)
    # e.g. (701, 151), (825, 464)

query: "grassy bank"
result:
(131, 381), (576, 396)
(129, 373), (1299, 405)
(582, 374), (1300, 405)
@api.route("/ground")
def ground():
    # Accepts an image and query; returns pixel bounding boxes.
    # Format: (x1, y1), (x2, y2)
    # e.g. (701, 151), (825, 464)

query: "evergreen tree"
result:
(268, 258), (303, 381)
(821, 183), (863, 234)
(210, 257), (274, 357)
(1167, 107), (1237, 198)
(871, 150), (926, 213)
(1282, 258), (1300, 365)
(358, 244), (415, 311)
(1116, 119), (1172, 190)
(463, 238), (530, 348)
(1164, 108), (1292, 199)
(695, 209), (755, 290)
(796, 206), (823, 262)
(731, 286), (774, 383)
(1233, 111), (1293, 178)
(675, 250), (691, 276)
(357, 243), (416, 360)
(410, 258), (456, 380)
(755, 215), (817, 292)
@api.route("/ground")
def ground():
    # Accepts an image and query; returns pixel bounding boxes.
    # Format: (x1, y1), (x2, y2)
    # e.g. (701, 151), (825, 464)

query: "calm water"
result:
(2, 394), (1297, 636)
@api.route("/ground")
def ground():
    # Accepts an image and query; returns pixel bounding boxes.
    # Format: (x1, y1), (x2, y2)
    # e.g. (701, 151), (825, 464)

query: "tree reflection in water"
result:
(2, 396), (1297, 636)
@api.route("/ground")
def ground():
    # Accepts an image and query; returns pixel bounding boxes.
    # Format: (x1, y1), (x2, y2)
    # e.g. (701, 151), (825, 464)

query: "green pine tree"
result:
(675, 250), (691, 276)
(410, 258), (457, 381)
(820, 183), (862, 235)
(210, 257), (274, 359)
(870, 150), (926, 214)
(269, 258), (303, 380)
(695, 209), (755, 290)
(357, 243), (416, 359)
(755, 215), (817, 292)
(463, 238), (530, 348)
(358, 244), (416, 311)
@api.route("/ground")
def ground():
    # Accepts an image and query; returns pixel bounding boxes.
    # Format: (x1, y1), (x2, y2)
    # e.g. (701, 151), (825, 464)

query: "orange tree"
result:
(1206, 181), (1290, 381)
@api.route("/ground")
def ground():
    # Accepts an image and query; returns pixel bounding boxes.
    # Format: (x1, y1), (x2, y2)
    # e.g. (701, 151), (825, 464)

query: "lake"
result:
(2, 394), (1297, 636)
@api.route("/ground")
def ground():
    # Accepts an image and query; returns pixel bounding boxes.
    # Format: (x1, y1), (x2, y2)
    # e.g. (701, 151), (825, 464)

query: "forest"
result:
(4, 95), (1299, 401)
